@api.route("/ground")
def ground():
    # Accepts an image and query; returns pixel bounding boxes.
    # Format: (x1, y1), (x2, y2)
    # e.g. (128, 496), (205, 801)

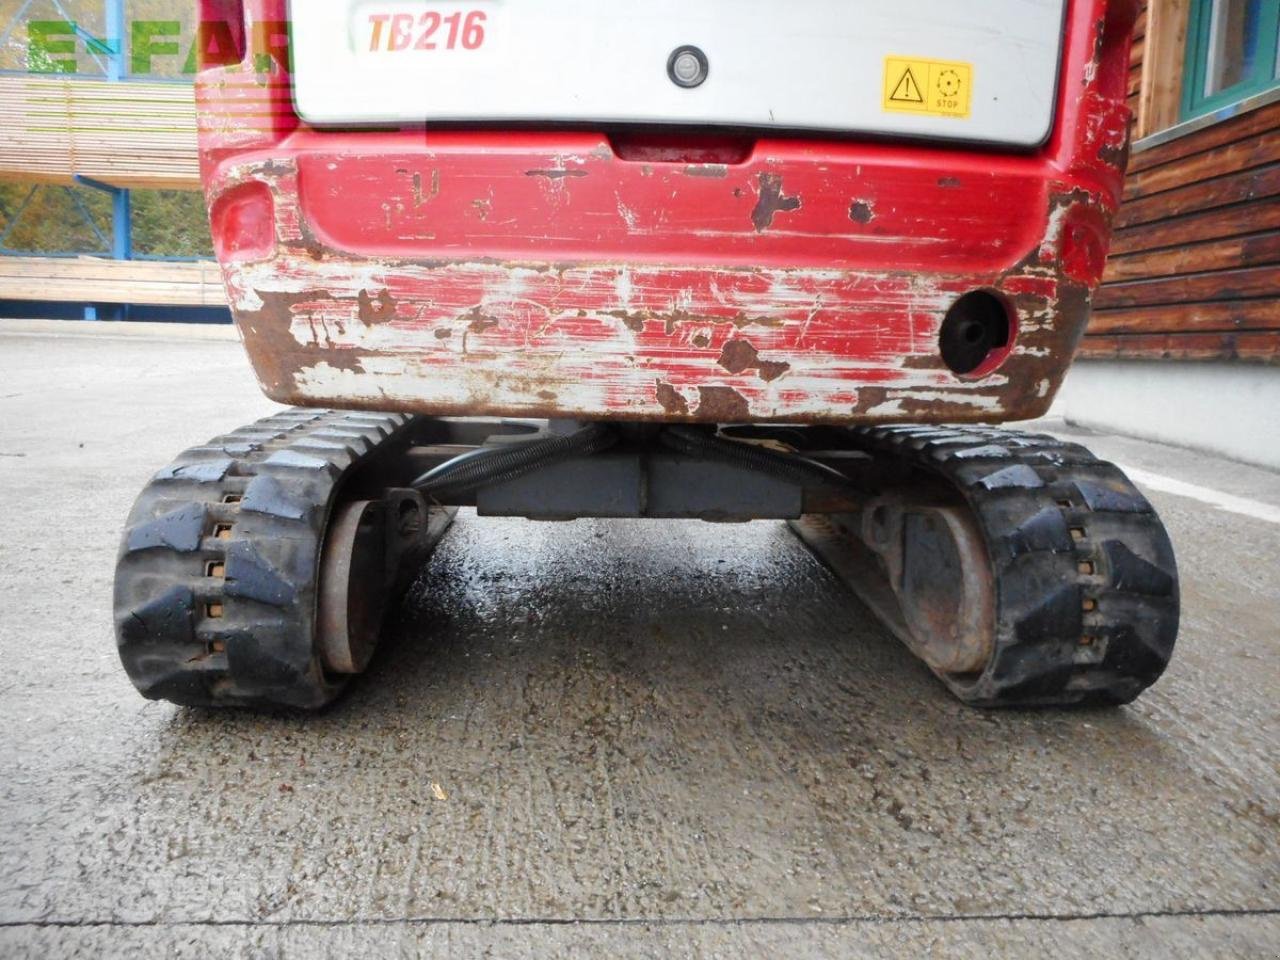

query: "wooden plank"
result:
(0, 257), (220, 282)
(1103, 231), (1280, 282)
(0, 256), (226, 306)
(1088, 298), (1280, 334)
(1135, 0), (1190, 139)
(1125, 130), (1280, 200)
(1129, 37), (1144, 70)
(1127, 68), (1143, 98)
(1130, 96), (1280, 173)
(1078, 331), (1280, 362)
(0, 77), (200, 190)
(1109, 200), (1280, 255)
(1094, 266), (1280, 309)
(1115, 163), (1280, 228)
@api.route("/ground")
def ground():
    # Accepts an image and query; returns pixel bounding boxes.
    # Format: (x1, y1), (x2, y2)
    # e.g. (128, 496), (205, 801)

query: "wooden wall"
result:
(1082, 2), (1280, 363)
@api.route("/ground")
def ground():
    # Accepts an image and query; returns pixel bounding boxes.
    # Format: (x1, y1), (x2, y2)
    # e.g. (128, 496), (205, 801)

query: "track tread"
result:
(847, 425), (1179, 707)
(114, 409), (415, 709)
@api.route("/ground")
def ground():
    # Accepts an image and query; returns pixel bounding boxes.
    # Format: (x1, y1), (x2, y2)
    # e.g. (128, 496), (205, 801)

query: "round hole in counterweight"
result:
(940, 291), (1013, 376)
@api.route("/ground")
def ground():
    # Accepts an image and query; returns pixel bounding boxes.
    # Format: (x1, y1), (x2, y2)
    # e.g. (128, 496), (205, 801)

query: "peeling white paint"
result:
(865, 398), (908, 417)
(216, 154), (1081, 424)
(615, 195), (639, 231)
(884, 389), (1005, 411)
(615, 267), (633, 309)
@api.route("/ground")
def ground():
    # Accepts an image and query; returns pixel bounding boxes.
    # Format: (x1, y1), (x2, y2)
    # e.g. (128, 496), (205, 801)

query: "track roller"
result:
(793, 425), (1179, 707)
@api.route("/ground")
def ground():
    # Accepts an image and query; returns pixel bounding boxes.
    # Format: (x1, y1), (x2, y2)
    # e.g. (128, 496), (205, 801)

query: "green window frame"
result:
(1181, 0), (1280, 120)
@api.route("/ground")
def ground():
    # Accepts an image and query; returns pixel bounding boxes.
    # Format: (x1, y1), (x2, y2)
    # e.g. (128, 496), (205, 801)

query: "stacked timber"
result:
(0, 76), (200, 190)
(0, 256), (226, 306)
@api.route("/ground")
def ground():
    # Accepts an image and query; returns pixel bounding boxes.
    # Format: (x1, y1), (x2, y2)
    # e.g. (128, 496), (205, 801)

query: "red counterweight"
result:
(197, 0), (1138, 425)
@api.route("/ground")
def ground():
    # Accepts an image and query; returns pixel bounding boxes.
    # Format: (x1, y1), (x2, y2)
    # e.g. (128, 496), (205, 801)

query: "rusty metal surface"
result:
(317, 500), (386, 675)
(897, 507), (995, 675)
(854, 501), (996, 675)
(319, 493), (455, 675)
(196, 0), (1137, 425)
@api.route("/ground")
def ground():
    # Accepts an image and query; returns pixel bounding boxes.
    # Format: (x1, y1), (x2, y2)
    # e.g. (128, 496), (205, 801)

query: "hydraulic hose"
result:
(659, 426), (851, 489)
(413, 423), (617, 499)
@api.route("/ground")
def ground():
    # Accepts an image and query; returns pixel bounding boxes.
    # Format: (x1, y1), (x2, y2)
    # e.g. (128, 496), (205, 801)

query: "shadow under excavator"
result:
(155, 513), (1177, 787)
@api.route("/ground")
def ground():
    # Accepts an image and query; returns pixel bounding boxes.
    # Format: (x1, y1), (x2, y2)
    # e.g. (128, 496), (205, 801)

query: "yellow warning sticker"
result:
(883, 56), (972, 119)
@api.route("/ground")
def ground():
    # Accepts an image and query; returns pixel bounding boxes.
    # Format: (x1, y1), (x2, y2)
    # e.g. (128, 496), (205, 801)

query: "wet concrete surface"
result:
(0, 323), (1277, 957)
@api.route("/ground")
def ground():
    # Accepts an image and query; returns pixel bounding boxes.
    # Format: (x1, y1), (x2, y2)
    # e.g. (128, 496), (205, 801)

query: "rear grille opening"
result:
(607, 133), (755, 165)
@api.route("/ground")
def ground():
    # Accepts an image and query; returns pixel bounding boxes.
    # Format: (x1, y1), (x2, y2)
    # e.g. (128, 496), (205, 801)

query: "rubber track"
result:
(845, 425), (1179, 707)
(114, 409), (417, 709)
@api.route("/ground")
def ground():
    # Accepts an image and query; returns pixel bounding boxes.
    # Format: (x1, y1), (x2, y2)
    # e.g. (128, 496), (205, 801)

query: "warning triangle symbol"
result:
(889, 67), (924, 103)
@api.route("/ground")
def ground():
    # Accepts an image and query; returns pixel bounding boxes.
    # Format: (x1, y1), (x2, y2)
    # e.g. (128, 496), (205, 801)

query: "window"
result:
(1182, 0), (1280, 120)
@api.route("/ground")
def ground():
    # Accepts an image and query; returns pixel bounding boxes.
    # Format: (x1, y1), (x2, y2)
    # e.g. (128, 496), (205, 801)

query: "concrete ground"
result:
(0, 320), (1277, 958)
